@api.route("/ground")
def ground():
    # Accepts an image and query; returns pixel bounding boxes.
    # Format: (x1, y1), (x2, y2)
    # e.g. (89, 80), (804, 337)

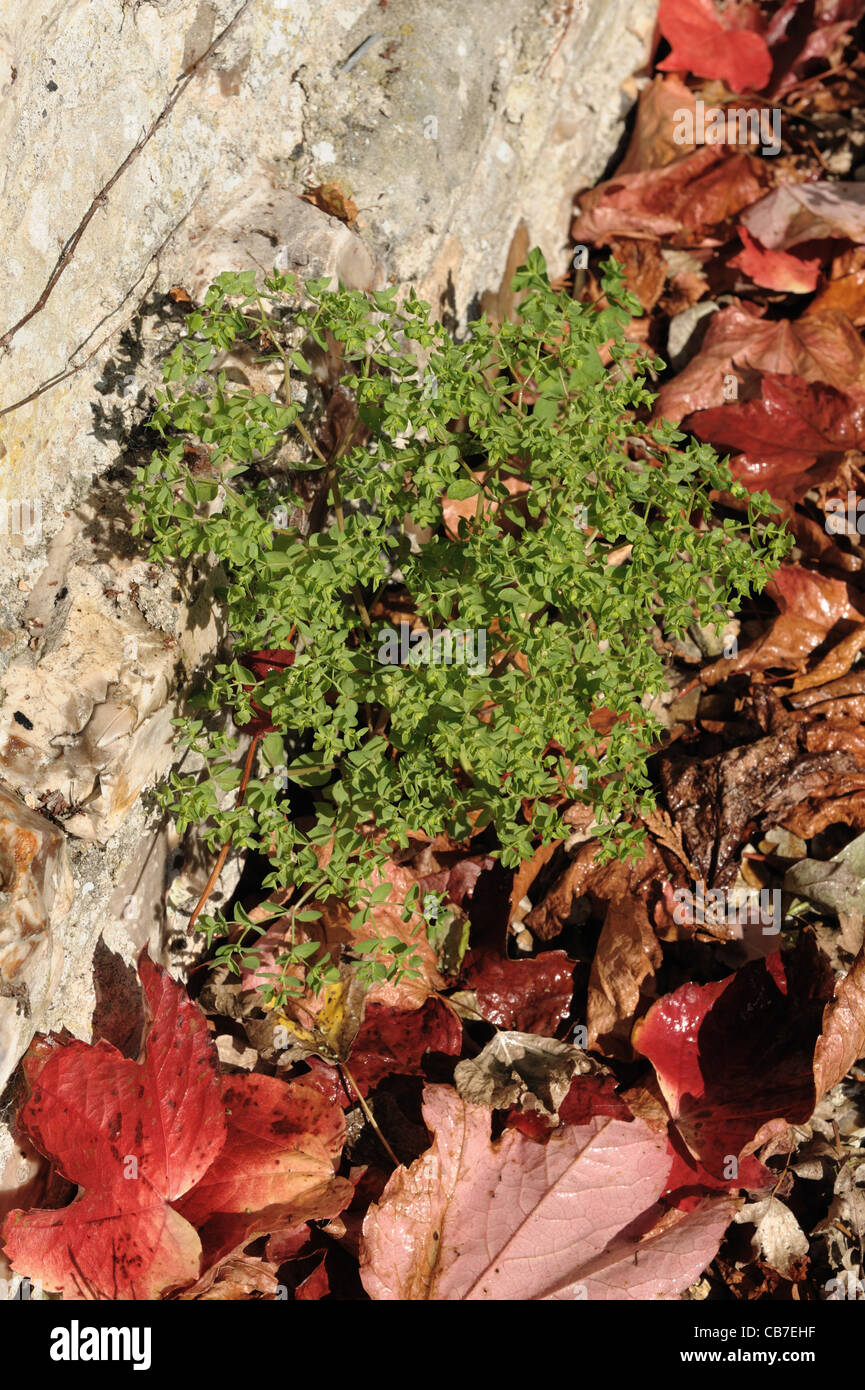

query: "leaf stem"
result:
(340, 1063), (401, 1168)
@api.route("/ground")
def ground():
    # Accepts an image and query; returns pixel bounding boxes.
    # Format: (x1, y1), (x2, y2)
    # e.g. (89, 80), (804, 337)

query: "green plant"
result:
(132, 252), (790, 1005)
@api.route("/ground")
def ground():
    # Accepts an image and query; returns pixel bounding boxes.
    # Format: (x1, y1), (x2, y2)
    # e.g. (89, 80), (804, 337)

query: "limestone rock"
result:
(185, 170), (379, 300)
(0, 784), (73, 1095)
(0, 505), (220, 842)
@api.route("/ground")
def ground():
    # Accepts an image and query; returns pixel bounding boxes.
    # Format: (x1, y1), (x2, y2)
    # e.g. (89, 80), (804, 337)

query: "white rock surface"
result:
(0, 506), (220, 842)
(0, 784), (73, 1095)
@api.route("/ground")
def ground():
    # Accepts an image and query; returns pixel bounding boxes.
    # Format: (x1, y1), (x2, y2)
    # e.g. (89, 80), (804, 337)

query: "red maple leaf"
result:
(1, 955), (351, 1299)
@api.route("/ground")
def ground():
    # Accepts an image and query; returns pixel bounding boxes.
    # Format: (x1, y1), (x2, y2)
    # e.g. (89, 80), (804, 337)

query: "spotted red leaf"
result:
(2, 957), (351, 1300)
(2, 953), (225, 1299)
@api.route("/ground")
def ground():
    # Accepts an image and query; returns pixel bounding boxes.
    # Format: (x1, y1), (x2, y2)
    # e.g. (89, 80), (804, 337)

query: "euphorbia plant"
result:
(132, 252), (790, 1003)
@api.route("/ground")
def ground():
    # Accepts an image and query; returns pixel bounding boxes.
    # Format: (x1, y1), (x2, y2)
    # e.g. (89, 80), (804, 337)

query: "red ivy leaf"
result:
(464, 949), (575, 1035)
(657, 0), (773, 91)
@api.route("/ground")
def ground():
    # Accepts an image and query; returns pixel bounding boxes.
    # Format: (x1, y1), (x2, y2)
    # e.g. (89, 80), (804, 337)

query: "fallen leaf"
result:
(682, 373), (865, 500)
(453, 1032), (596, 1117)
(360, 1085), (737, 1299)
(301, 182), (359, 225)
(808, 250), (865, 325)
(659, 720), (865, 887)
(741, 181), (865, 252)
(734, 1196), (809, 1277)
(812, 942), (865, 1098)
(295, 1252), (330, 1299)
(463, 949), (575, 1035)
(3, 958), (351, 1299)
(177, 1074), (349, 1230)
(301, 996), (463, 1106)
(274, 969), (369, 1067)
(617, 73), (698, 174)
(698, 563), (865, 684)
(657, 0), (773, 91)
(633, 935), (865, 1176)
(573, 147), (770, 247)
(784, 830), (865, 926)
(604, 236), (668, 309)
(729, 227), (820, 293)
(321, 860), (445, 1011)
(2, 954), (226, 1299)
(178, 1254), (283, 1301)
(654, 303), (865, 423)
(587, 896), (664, 1055)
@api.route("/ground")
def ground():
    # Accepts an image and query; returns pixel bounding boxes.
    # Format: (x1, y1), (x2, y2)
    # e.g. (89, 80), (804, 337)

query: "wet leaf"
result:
(360, 1085), (737, 1300)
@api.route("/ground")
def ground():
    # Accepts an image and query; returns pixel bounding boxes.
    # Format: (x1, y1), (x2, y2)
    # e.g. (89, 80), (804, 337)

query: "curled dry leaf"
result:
(697, 564), (865, 687)
(360, 1085), (737, 1300)
(733, 1197), (809, 1277)
(453, 1032), (598, 1117)
(659, 720), (865, 887)
(587, 897), (663, 1056)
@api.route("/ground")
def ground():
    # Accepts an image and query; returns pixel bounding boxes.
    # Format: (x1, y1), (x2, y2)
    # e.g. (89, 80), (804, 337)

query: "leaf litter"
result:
(5, 0), (865, 1304)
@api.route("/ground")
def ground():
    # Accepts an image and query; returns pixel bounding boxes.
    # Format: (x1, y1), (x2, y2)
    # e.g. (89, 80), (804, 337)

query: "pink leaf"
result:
(360, 1085), (736, 1300)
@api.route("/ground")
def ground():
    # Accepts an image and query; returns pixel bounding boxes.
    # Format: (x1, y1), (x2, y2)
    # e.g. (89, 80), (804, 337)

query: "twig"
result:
(339, 1062), (401, 1167)
(186, 732), (260, 933)
(0, 214), (188, 419)
(0, 0), (251, 354)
